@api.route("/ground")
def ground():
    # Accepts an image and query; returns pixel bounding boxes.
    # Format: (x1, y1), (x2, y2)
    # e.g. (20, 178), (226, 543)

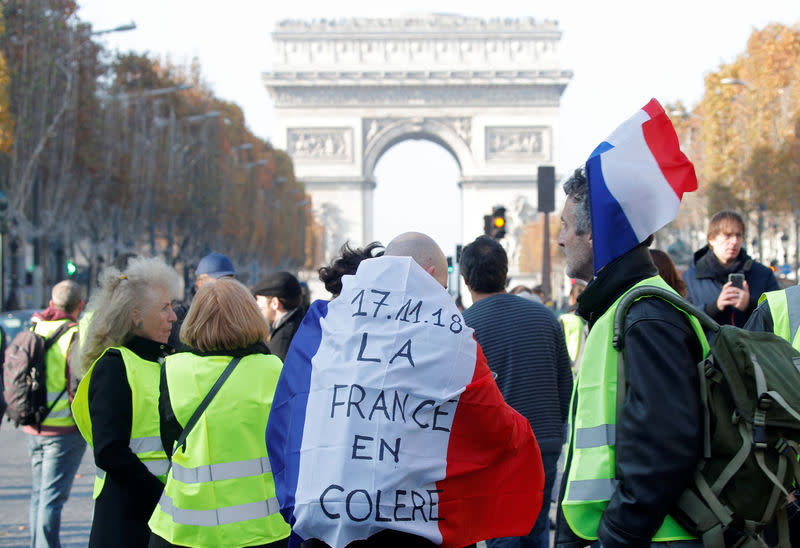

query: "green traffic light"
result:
(66, 260), (77, 276)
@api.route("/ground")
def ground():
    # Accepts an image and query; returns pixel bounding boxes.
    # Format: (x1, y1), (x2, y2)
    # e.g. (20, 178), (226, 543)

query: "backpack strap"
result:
(172, 356), (242, 455)
(42, 320), (77, 352)
(612, 286), (725, 536)
(38, 321), (78, 423)
(612, 285), (720, 476)
(775, 504), (791, 548)
(710, 418), (751, 494)
(613, 286), (720, 348)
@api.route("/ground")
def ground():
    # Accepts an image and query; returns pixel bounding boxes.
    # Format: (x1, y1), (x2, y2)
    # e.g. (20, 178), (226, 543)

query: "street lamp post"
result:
(110, 85), (193, 259)
(0, 190), (7, 311)
(20, 20), (139, 307)
(90, 22), (137, 36)
(720, 77), (765, 259)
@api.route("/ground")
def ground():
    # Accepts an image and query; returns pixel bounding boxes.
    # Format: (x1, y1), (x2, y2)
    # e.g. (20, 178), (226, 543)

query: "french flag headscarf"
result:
(586, 98), (697, 274)
(267, 256), (543, 548)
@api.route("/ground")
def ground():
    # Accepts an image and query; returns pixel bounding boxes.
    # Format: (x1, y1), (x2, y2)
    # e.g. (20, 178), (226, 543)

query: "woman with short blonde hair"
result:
(71, 256), (181, 547)
(179, 277), (268, 352)
(149, 278), (290, 548)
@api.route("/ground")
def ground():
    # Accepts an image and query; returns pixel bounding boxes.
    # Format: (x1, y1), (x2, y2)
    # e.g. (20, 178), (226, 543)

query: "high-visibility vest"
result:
(561, 276), (708, 542)
(148, 352), (290, 548)
(72, 346), (169, 499)
(34, 320), (78, 428)
(559, 312), (586, 364)
(759, 285), (800, 350)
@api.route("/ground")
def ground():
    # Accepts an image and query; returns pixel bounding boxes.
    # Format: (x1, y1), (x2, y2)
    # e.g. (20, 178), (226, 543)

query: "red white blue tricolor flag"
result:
(267, 256), (543, 548)
(586, 98), (697, 274)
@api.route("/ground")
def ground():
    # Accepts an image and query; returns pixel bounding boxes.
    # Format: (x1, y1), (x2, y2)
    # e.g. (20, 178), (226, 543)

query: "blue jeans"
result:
(487, 450), (561, 548)
(27, 431), (86, 548)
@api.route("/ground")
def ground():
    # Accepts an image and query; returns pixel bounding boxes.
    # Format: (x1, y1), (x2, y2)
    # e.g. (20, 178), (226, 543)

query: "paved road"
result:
(0, 422), (545, 548)
(0, 425), (94, 547)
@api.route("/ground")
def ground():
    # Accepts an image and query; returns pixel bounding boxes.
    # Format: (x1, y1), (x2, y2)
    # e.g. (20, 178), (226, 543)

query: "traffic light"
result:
(486, 206), (506, 239)
(66, 259), (77, 276)
(447, 256), (453, 274)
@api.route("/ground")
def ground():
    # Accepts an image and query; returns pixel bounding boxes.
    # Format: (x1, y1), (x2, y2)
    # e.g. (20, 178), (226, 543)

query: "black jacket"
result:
(555, 245), (704, 548)
(682, 246), (779, 327)
(743, 299), (776, 334)
(88, 336), (172, 548)
(268, 307), (304, 362)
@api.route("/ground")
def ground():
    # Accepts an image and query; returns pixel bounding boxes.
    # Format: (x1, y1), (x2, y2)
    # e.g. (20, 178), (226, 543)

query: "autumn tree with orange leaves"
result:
(667, 23), (800, 270)
(0, 1), (312, 306)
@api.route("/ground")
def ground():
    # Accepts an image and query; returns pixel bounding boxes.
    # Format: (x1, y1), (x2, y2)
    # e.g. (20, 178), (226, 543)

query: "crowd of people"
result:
(4, 98), (800, 548)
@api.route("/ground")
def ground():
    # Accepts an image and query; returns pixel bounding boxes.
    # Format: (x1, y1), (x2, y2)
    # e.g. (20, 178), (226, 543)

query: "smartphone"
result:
(728, 273), (745, 289)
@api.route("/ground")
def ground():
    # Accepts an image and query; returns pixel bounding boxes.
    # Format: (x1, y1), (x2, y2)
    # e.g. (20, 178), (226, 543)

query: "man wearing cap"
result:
(253, 271), (304, 362)
(194, 251), (237, 286)
(169, 252), (237, 351)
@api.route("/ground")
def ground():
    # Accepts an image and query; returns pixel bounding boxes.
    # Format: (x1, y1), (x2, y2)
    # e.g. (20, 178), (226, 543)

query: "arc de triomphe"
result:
(263, 14), (572, 261)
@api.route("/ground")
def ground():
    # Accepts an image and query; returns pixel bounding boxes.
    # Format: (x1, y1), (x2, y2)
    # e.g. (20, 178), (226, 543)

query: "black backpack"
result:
(614, 286), (800, 548)
(2, 320), (76, 429)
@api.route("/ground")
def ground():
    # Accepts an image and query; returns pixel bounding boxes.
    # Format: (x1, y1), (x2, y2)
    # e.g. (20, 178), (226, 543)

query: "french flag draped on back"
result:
(586, 98), (697, 274)
(267, 256), (543, 548)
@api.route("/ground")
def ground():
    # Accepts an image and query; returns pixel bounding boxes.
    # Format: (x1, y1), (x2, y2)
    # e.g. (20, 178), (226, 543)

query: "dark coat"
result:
(743, 299), (776, 334)
(268, 307), (304, 362)
(88, 336), (171, 548)
(555, 245), (704, 548)
(682, 246), (779, 327)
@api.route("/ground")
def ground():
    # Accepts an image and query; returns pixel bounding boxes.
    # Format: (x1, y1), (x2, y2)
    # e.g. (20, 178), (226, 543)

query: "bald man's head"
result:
(385, 232), (448, 287)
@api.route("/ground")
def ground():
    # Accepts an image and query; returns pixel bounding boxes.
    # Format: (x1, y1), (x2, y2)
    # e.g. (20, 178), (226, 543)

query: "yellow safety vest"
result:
(559, 312), (586, 365)
(72, 346), (169, 499)
(34, 320), (78, 428)
(148, 352), (290, 548)
(759, 286), (800, 350)
(561, 276), (708, 541)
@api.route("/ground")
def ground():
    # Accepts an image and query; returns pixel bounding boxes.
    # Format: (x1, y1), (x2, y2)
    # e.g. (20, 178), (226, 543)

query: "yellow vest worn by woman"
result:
(759, 285), (800, 350)
(34, 320), (78, 428)
(561, 276), (708, 542)
(72, 346), (169, 498)
(148, 352), (290, 548)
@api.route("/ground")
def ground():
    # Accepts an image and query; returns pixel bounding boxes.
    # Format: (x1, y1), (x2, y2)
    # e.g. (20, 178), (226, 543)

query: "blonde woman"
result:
(72, 257), (180, 547)
(148, 278), (290, 548)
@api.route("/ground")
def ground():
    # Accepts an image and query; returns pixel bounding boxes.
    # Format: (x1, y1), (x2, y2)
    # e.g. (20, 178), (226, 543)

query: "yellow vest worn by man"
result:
(559, 312), (586, 370)
(758, 285), (800, 350)
(33, 320), (78, 428)
(561, 276), (709, 542)
(72, 346), (169, 498)
(148, 352), (290, 548)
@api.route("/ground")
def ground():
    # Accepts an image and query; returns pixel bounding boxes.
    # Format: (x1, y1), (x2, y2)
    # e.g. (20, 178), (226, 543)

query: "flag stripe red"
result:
(436, 342), (544, 547)
(641, 100), (698, 200)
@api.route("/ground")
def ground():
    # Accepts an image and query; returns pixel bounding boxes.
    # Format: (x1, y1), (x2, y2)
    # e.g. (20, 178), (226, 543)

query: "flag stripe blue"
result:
(587, 152), (639, 271)
(586, 98), (695, 274)
(266, 299), (327, 534)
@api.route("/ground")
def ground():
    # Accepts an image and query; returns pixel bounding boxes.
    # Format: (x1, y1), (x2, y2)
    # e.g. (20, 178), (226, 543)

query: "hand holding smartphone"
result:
(728, 273), (745, 289)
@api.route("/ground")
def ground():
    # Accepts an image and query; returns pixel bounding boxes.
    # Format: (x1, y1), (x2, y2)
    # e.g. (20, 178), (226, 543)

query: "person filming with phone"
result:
(682, 209), (779, 327)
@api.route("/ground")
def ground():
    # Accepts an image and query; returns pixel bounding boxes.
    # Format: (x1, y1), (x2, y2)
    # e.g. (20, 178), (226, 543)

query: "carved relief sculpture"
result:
(287, 128), (354, 162)
(485, 126), (550, 161)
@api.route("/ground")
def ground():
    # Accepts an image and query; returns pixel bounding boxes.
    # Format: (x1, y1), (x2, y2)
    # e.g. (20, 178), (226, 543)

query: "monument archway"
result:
(264, 14), (572, 266)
